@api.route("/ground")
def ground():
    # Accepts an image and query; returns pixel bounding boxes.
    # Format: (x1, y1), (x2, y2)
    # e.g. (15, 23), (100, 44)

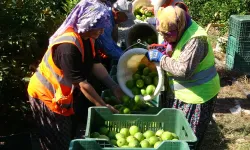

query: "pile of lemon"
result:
(126, 63), (158, 97)
(91, 125), (179, 148)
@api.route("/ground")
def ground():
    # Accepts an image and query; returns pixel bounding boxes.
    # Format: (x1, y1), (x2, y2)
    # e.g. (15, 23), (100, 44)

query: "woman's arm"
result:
(92, 63), (123, 101)
(160, 37), (208, 78)
(77, 81), (106, 106)
(92, 63), (117, 89)
(78, 81), (118, 113)
(54, 43), (118, 113)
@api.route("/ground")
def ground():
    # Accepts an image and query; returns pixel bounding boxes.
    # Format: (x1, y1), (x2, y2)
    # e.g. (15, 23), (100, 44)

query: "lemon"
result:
(131, 87), (140, 95)
(134, 95), (142, 104)
(138, 63), (146, 71)
(122, 95), (130, 104)
(126, 80), (134, 89)
(144, 76), (152, 85)
(133, 73), (141, 80)
(123, 108), (131, 114)
(136, 79), (144, 88)
(143, 67), (150, 76)
(149, 71), (157, 78)
(146, 85), (156, 95)
(141, 89), (147, 96)
(154, 76), (158, 86)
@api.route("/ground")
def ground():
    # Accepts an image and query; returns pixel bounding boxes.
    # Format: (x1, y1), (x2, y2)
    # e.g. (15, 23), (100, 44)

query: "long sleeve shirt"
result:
(160, 37), (208, 79)
(95, 8), (123, 60)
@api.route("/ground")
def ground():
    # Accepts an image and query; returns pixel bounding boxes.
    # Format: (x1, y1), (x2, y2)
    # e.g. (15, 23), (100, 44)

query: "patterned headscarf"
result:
(156, 6), (191, 56)
(49, 0), (111, 43)
(157, 6), (191, 41)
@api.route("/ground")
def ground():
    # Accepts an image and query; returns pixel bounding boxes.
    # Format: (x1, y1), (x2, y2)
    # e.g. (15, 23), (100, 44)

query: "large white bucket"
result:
(117, 48), (164, 101)
(132, 0), (153, 24)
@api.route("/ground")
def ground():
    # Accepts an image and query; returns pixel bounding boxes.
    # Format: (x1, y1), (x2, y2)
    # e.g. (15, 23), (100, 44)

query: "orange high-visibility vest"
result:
(27, 27), (96, 116)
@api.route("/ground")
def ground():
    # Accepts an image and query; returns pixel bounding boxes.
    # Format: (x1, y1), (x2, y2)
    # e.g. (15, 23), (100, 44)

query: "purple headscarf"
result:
(49, 0), (111, 43)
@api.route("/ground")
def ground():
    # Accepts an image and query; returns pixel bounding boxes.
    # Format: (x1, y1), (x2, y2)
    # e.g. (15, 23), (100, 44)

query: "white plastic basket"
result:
(132, 0), (154, 24)
(117, 48), (164, 101)
(132, 0), (152, 14)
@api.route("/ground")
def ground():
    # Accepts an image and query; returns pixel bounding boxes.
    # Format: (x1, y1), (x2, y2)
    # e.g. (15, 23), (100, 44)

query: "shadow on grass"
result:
(199, 119), (229, 150)
(214, 98), (250, 114)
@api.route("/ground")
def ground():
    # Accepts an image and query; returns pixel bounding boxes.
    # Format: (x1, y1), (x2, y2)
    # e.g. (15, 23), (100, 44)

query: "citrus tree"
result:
(0, 0), (65, 134)
(185, 0), (250, 34)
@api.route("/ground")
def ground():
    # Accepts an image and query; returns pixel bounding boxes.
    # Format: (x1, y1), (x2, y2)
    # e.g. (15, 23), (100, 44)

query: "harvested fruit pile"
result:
(134, 6), (154, 21)
(91, 125), (179, 148)
(103, 61), (159, 114)
(126, 63), (158, 97)
(103, 92), (151, 114)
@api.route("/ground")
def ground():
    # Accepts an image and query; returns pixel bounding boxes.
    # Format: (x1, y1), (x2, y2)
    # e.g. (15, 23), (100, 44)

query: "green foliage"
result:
(185, 0), (250, 34)
(63, 0), (80, 14)
(0, 0), (66, 134)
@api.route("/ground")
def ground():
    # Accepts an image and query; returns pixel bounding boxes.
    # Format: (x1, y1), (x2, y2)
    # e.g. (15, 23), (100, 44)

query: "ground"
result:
(200, 27), (250, 150)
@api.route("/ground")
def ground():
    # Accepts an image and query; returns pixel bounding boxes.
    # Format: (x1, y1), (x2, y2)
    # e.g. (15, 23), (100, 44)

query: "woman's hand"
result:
(147, 44), (166, 52)
(106, 104), (119, 113)
(146, 49), (164, 62)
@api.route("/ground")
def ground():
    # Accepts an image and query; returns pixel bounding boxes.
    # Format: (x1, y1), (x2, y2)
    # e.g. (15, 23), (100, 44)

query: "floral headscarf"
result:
(49, 0), (111, 43)
(156, 6), (191, 56)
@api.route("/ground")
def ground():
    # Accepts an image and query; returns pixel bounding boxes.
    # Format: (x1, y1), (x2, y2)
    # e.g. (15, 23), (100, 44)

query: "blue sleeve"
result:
(96, 10), (123, 60)
(96, 30), (123, 60)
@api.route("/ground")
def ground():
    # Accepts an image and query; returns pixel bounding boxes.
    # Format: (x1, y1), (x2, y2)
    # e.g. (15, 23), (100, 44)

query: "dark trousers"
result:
(71, 88), (95, 138)
(165, 96), (217, 150)
(29, 90), (94, 150)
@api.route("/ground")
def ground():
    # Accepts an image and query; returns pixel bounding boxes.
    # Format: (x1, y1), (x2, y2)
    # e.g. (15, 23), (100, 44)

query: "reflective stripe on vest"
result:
(53, 36), (82, 52)
(166, 20), (220, 104)
(35, 71), (54, 94)
(170, 65), (217, 90)
(42, 50), (72, 87)
(27, 27), (97, 115)
(52, 35), (84, 62)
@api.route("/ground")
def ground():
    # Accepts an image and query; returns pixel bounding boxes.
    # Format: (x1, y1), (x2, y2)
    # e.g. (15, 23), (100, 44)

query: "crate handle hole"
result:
(182, 126), (188, 137)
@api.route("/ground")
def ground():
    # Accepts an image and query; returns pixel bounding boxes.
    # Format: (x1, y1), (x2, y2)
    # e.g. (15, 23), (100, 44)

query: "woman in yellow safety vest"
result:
(146, 6), (220, 148)
(27, 0), (124, 149)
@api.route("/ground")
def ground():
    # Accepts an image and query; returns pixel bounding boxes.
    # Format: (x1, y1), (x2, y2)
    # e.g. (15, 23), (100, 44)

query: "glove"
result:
(148, 44), (166, 53)
(146, 49), (163, 62)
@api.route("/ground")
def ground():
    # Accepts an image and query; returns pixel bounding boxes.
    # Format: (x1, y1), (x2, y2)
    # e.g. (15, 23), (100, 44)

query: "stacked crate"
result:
(226, 15), (250, 73)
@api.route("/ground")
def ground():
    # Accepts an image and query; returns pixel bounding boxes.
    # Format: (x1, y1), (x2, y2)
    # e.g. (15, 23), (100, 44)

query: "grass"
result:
(199, 31), (250, 150)
(201, 113), (250, 150)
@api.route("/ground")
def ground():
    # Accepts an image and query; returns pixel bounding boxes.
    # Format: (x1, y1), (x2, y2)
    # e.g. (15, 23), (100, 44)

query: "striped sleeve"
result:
(160, 37), (208, 78)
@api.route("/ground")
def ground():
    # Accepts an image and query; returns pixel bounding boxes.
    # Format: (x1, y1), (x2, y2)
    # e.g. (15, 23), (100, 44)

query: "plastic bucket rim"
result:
(117, 48), (164, 101)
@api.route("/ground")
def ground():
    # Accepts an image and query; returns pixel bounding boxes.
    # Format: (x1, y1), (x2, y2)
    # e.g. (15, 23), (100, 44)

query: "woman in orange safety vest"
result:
(27, 0), (124, 149)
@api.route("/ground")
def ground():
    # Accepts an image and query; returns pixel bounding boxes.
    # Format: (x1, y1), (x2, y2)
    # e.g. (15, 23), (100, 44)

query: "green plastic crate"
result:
(226, 36), (250, 57)
(85, 107), (197, 149)
(109, 65), (117, 76)
(226, 54), (250, 73)
(229, 15), (250, 40)
(69, 139), (190, 150)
